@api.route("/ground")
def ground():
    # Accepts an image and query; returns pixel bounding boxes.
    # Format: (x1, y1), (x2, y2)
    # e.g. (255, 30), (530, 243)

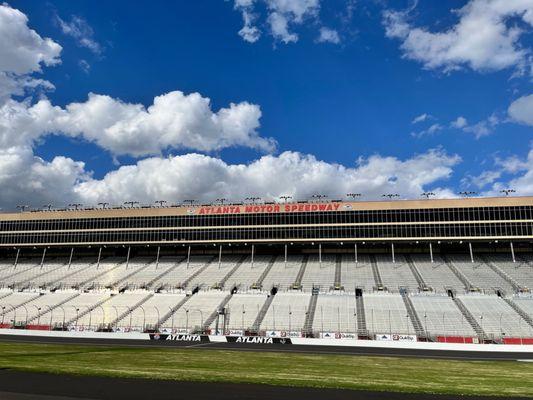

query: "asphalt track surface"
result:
(0, 333), (532, 360)
(0, 335), (532, 400)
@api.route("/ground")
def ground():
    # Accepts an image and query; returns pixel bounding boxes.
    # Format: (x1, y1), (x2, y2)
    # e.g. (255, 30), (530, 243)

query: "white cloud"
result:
(73, 149), (460, 205)
(78, 59), (90, 74)
(0, 3), (61, 104)
(233, 0), (322, 44)
(384, 0), (533, 74)
(55, 14), (102, 54)
(317, 27), (340, 44)
(411, 123), (443, 138)
(484, 147), (533, 195)
(462, 170), (501, 189)
(451, 116), (468, 129)
(451, 114), (500, 139)
(412, 113), (431, 124)
(0, 91), (277, 157)
(508, 94), (533, 125)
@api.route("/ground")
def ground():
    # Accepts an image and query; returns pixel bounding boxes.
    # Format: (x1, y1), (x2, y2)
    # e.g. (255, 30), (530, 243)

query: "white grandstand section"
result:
(341, 254), (376, 292)
(375, 255), (419, 293)
(225, 255), (272, 291)
(449, 255), (515, 293)
(410, 255), (465, 293)
(115, 257), (182, 289)
(187, 255), (244, 290)
(0, 260), (47, 288)
(313, 293), (357, 333)
(484, 254), (533, 292)
(0, 291), (77, 325)
(150, 255), (214, 290)
(512, 296), (533, 319)
(364, 293), (415, 335)
(0, 292), (41, 322)
(115, 293), (187, 330)
(458, 295), (533, 338)
(260, 256), (302, 292)
(215, 293), (267, 331)
(37, 292), (111, 329)
(52, 258), (124, 289)
(74, 292), (151, 328)
(409, 294), (476, 337)
(170, 291), (227, 332)
(260, 292), (311, 332)
(300, 255), (336, 292)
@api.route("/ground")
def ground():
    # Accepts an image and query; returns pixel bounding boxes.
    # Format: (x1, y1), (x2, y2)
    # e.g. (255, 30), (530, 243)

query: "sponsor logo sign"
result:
(197, 203), (342, 215)
(226, 336), (292, 345)
(225, 329), (244, 336)
(375, 333), (417, 342)
(149, 333), (210, 342)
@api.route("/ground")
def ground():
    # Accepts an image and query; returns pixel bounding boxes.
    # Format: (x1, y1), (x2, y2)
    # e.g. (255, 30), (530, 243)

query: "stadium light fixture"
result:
(312, 194), (328, 202)
(421, 192), (435, 199)
(16, 205), (29, 212)
(279, 195), (292, 203)
(124, 201), (139, 208)
(500, 189), (516, 196)
(182, 199), (197, 206)
(346, 193), (362, 200)
(97, 202), (109, 209)
(215, 198), (227, 205)
(68, 203), (83, 210)
(154, 200), (167, 207)
(42, 204), (53, 211)
(245, 197), (261, 204)
(459, 191), (477, 197)
(382, 194), (400, 200)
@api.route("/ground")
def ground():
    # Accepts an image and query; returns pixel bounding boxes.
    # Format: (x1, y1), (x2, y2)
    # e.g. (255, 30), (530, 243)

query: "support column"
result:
(510, 242), (516, 263)
(251, 244), (255, 269)
(468, 242), (474, 263)
(391, 243), (395, 264)
(155, 246), (160, 269)
(187, 245), (191, 269)
(354, 243), (358, 264)
(14, 248), (20, 269)
(96, 247), (102, 269)
(40, 247), (47, 270)
(218, 245), (222, 269)
(429, 242), (434, 263)
(126, 246), (131, 269)
(284, 244), (288, 267)
(319, 243), (322, 268)
(68, 248), (74, 270)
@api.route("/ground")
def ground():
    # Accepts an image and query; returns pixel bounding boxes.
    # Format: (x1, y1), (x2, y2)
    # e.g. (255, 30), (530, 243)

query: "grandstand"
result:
(0, 196), (532, 343)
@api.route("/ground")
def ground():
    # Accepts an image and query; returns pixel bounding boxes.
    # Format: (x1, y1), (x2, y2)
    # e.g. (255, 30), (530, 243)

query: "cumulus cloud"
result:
(412, 113), (432, 124)
(317, 27), (340, 44)
(508, 94), (533, 126)
(55, 14), (102, 54)
(384, 0), (533, 74)
(0, 91), (277, 157)
(450, 114), (500, 139)
(411, 123), (443, 138)
(72, 149), (460, 206)
(233, 0), (322, 44)
(483, 146), (533, 196)
(0, 3), (61, 104)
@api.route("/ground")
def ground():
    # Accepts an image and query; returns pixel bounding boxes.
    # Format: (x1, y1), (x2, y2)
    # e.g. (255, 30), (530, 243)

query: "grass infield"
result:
(0, 342), (532, 397)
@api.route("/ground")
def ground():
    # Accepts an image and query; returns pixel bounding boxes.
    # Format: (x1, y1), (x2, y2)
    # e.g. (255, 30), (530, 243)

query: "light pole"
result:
(347, 193), (362, 200)
(312, 194), (328, 202)
(98, 202), (108, 209)
(215, 198), (227, 205)
(382, 194), (400, 200)
(245, 197), (261, 204)
(16, 205), (29, 212)
(124, 201), (139, 208)
(68, 203), (83, 210)
(279, 195), (292, 203)
(500, 189), (516, 196)
(182, 200), (197, 206)
(459, 191), (477, 197)
(421, 192), (435, 199)
(154, 200), (167, 207)
(139, 305), (146, 331)
(42, 204), (53, 211)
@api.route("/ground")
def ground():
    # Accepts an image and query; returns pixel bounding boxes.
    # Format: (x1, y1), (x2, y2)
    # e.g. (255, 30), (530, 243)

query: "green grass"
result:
(0, 342), (532, 397)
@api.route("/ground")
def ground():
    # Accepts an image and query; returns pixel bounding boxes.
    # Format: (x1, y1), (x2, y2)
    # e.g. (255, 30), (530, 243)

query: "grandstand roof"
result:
(1, 196), (532, 221)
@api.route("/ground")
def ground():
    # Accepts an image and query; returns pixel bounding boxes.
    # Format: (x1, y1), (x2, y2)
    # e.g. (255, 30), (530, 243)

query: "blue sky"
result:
(0, 0), (533, 209)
